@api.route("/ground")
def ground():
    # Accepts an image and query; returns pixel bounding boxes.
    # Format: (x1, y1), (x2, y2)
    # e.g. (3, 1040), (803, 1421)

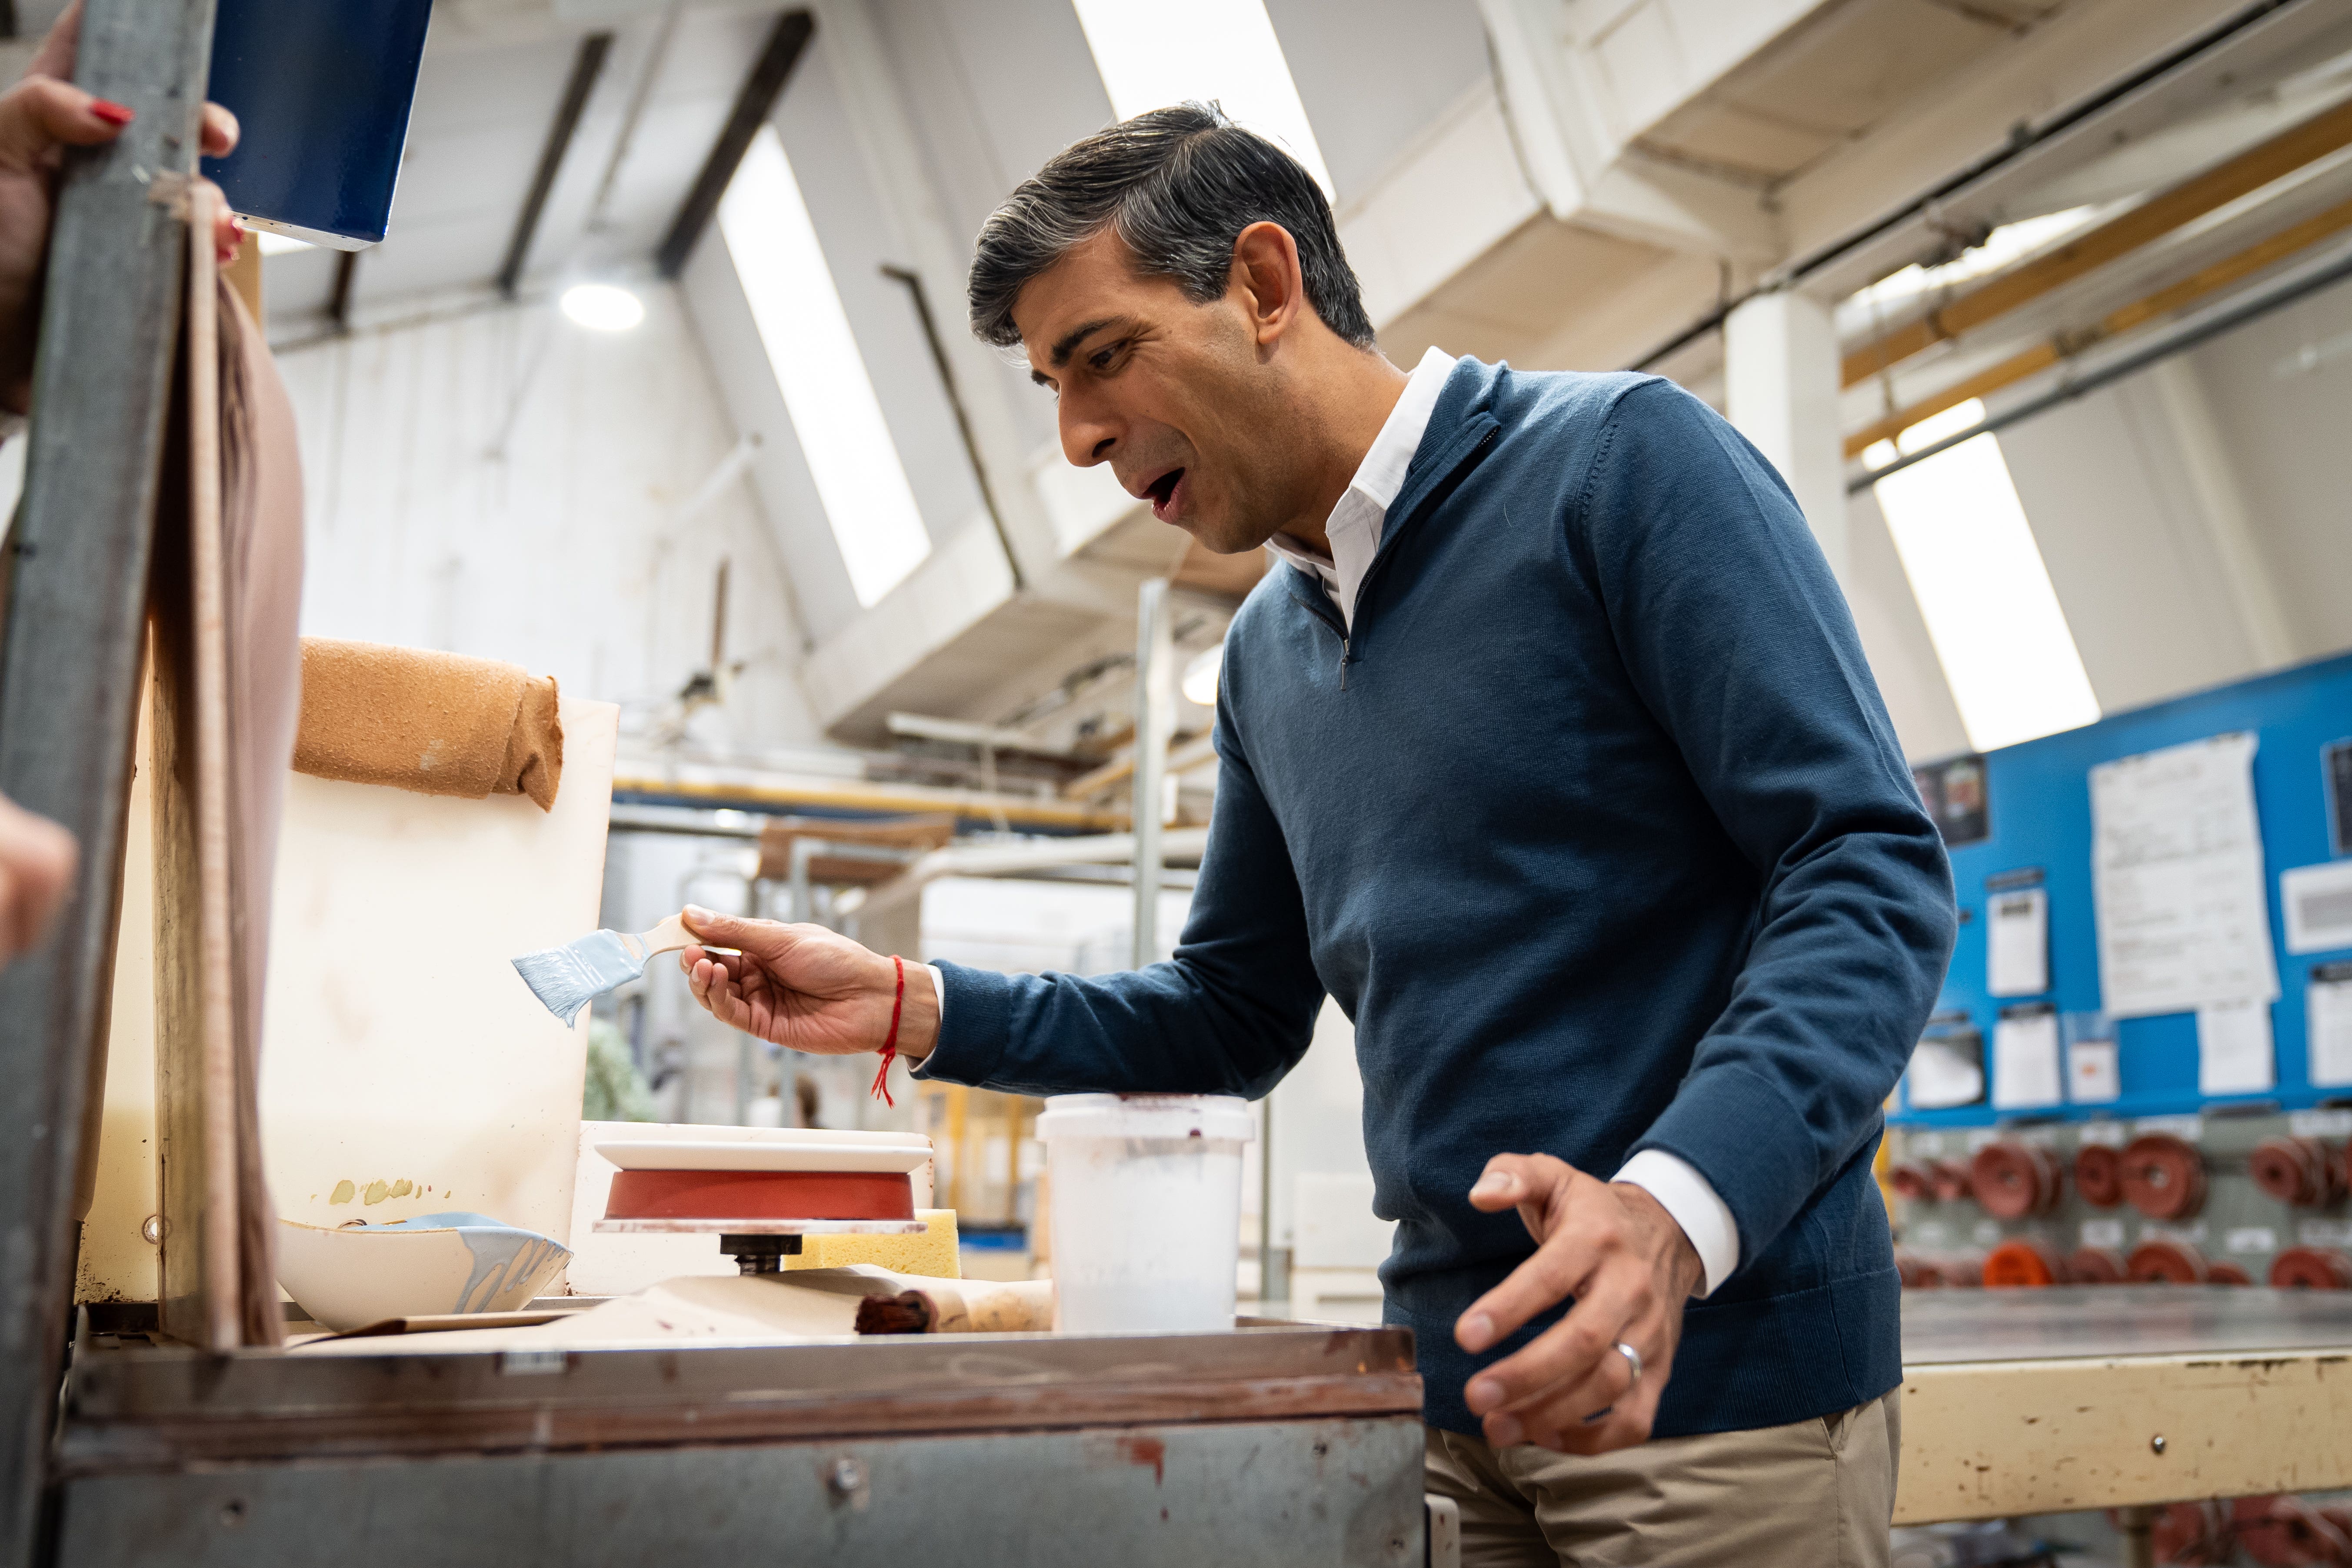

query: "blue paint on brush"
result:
(510, 929), (644, 1024)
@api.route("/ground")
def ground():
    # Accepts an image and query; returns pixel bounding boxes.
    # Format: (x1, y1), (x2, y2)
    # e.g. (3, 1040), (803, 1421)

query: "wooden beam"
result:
(495, 30), (613, 299)
(1847, 193), (2352, 459)
(0, 0), (216, 1559)
(1843, 95), (2352, 387)
(612, 772), (1127, 833)
(1063, 733), (1216, 802)
(655, 10), (813, 278)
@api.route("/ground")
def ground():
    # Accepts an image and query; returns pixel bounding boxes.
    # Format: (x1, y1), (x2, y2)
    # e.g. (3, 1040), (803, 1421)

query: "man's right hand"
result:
(679, 906), (939, 1061)
(0, 791), (75, 959)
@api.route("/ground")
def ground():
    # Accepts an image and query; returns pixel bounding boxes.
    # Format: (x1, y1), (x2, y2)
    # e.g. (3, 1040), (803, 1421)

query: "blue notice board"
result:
(1894, 651), (2352, 1126)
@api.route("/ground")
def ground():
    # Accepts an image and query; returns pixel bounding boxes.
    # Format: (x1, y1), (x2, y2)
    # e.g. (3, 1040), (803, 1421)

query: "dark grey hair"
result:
(967, 101), (1374, 350)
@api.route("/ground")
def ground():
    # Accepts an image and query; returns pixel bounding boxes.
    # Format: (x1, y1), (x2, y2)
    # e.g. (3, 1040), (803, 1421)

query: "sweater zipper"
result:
(1333, 423), (1497, 691)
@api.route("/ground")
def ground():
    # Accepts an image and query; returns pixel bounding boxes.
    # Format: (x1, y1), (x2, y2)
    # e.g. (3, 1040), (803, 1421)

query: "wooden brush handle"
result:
(637, 912), (694, 957)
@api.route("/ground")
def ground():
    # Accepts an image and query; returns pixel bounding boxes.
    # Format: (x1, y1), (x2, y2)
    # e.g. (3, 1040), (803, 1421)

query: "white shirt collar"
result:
(1266, 346), (1456, 630)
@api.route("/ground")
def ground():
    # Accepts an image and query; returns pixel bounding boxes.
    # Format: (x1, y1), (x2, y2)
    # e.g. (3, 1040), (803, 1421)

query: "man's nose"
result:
(1059, 394), (1116, 469)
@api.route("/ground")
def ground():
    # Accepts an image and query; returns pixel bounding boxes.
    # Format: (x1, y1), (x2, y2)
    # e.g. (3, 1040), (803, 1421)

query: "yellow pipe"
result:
(1847, 193), (2352, 460)
(613, 773), (1127, 832)
(1844, 96), (2352, 386)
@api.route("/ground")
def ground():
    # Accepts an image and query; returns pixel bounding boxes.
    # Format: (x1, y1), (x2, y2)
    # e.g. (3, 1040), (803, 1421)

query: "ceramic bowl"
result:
(277, 1211), (571, 1332)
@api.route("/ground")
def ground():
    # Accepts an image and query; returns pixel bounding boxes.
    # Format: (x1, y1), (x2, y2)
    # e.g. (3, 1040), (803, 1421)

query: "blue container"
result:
(200, 0), (434, 249)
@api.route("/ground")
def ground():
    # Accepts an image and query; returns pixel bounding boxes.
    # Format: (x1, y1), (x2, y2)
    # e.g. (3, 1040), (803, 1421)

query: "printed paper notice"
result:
(2068, 1038), (2120, 1102)
(2090, 732), (2279, 1018)
(1907, 1034), (1984, 1110)
(1992, 1009), (2062, 1110)
(2196, 997), (2275, 1096)
(2311, 968), (2352, 1089)
(1987, 886), (2049, 997)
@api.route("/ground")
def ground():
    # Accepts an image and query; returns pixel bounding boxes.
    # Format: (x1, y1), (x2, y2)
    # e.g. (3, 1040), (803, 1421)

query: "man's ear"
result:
(1230, 221), (1306, 348)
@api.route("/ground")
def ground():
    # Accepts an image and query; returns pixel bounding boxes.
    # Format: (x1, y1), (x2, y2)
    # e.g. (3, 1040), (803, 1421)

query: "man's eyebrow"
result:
(1048, 316), (1128, 369)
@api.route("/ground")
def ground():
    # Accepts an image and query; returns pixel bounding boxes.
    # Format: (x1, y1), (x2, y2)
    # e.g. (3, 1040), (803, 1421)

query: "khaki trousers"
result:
(1423, 1391), (1901, 1568)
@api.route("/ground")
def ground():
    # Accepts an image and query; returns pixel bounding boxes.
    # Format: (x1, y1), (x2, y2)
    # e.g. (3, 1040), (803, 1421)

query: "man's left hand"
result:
(1453, 1153), (1705, 1454)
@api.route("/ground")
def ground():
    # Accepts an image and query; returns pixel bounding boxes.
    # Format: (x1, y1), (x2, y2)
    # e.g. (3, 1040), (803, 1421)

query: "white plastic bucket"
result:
(1034, 1093), (1256, 1334)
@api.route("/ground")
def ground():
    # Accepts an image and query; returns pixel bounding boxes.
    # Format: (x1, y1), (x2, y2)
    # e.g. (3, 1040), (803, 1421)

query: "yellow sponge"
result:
(786, 1209), (959, 1278)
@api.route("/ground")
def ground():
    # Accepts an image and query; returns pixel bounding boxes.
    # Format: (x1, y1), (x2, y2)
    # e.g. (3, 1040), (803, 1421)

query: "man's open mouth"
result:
(1145, 467), (1185, 520)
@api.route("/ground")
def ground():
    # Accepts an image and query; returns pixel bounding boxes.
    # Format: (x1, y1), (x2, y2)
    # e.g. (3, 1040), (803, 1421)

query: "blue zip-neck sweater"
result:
(916, 358), (1956, 1438)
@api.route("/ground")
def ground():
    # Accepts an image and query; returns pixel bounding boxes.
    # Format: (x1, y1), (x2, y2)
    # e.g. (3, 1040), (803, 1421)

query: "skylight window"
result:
(1069, 0), (1333, 197)
(718, 126), (931, 609)
(1870, 399), (2102, 753)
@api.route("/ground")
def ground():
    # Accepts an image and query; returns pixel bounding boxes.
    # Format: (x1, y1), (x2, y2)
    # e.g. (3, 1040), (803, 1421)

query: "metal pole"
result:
(786, 839), (915, 929)
(1130, 578), (1173, 968)
(2114, 1505), (2154, 1568)
(1258, 1092), (1287, 1310)
(0, 2), (217, 1558)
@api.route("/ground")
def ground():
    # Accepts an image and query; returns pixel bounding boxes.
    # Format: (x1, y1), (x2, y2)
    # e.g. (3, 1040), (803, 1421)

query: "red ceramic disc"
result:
(1972, 1141), (2062, 1220)
(1983, 1238), (2068, 1288)
(2072, 1143), (2125, 1208)
(1887, 1162), (1935, 1202)
(604, 1168), (914, 1222)
(2250, 1137), (2334, 1208)
(2119, 1135), (2206, 1222)
(1928, 1160), (1975, 1204)
(2125, 1237), (2210, 1284)
(2270, 1247), (2352, 1290)
(2068, 1245), (2128, 1285)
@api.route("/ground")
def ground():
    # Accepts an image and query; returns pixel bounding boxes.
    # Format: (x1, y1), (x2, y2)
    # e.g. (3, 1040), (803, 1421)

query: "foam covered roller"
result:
(293, 638), (563, 810)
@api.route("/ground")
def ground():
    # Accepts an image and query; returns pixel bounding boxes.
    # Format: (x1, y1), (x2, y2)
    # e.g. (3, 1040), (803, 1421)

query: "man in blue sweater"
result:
(681, 103), (1954, 1565)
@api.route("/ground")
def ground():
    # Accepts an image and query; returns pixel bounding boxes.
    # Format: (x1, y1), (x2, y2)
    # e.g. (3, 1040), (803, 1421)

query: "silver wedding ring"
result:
(1614, 1341), (1644, 1387)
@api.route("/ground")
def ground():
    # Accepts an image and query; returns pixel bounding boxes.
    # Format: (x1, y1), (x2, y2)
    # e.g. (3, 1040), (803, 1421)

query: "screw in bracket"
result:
(827, 1455), (870, 1511)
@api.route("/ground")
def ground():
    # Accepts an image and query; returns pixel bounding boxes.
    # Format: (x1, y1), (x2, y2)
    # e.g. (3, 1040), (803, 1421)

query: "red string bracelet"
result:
(872, 954), (905, 1107)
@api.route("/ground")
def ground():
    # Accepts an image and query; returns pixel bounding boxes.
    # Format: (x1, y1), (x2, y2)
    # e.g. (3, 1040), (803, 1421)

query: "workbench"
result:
(50, 1321), (1426, 1566)
(1898, 1288), (2352, 1558)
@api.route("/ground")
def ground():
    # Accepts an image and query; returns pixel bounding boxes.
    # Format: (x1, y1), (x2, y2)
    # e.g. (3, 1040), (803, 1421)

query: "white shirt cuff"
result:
(925, 962), (946, 1034)
(1613, 1149), (1739, 1298)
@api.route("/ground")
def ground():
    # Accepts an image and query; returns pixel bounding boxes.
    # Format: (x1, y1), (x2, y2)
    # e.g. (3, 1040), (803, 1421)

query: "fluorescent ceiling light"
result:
(560, 282), (645, 332)
(1872, 399), (2100, 752)
(1181, 644), (1222, 707)
(1070, 0), (1334, 198)
(718, 126), (932, 609)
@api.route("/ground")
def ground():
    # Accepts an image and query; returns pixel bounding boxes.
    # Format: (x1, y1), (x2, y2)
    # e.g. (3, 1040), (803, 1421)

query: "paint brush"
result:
(510, 912), (695, 1025)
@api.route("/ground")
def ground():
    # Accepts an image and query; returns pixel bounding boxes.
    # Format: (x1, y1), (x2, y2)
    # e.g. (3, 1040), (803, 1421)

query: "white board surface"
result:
(258, 697), (616, 1255)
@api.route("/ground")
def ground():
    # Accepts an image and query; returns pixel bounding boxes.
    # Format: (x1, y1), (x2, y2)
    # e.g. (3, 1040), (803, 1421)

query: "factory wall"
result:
(275, 283), (824, 758)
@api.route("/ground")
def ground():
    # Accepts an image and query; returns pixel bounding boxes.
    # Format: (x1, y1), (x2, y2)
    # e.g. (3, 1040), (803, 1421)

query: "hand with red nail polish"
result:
(0, 1), (246, 411)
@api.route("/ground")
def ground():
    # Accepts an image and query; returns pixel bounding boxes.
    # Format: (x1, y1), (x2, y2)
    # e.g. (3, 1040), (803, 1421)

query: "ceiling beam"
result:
(496, 30), (613, 299)
(327, 249), (358, 332)
(656, 9), (813, 278)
